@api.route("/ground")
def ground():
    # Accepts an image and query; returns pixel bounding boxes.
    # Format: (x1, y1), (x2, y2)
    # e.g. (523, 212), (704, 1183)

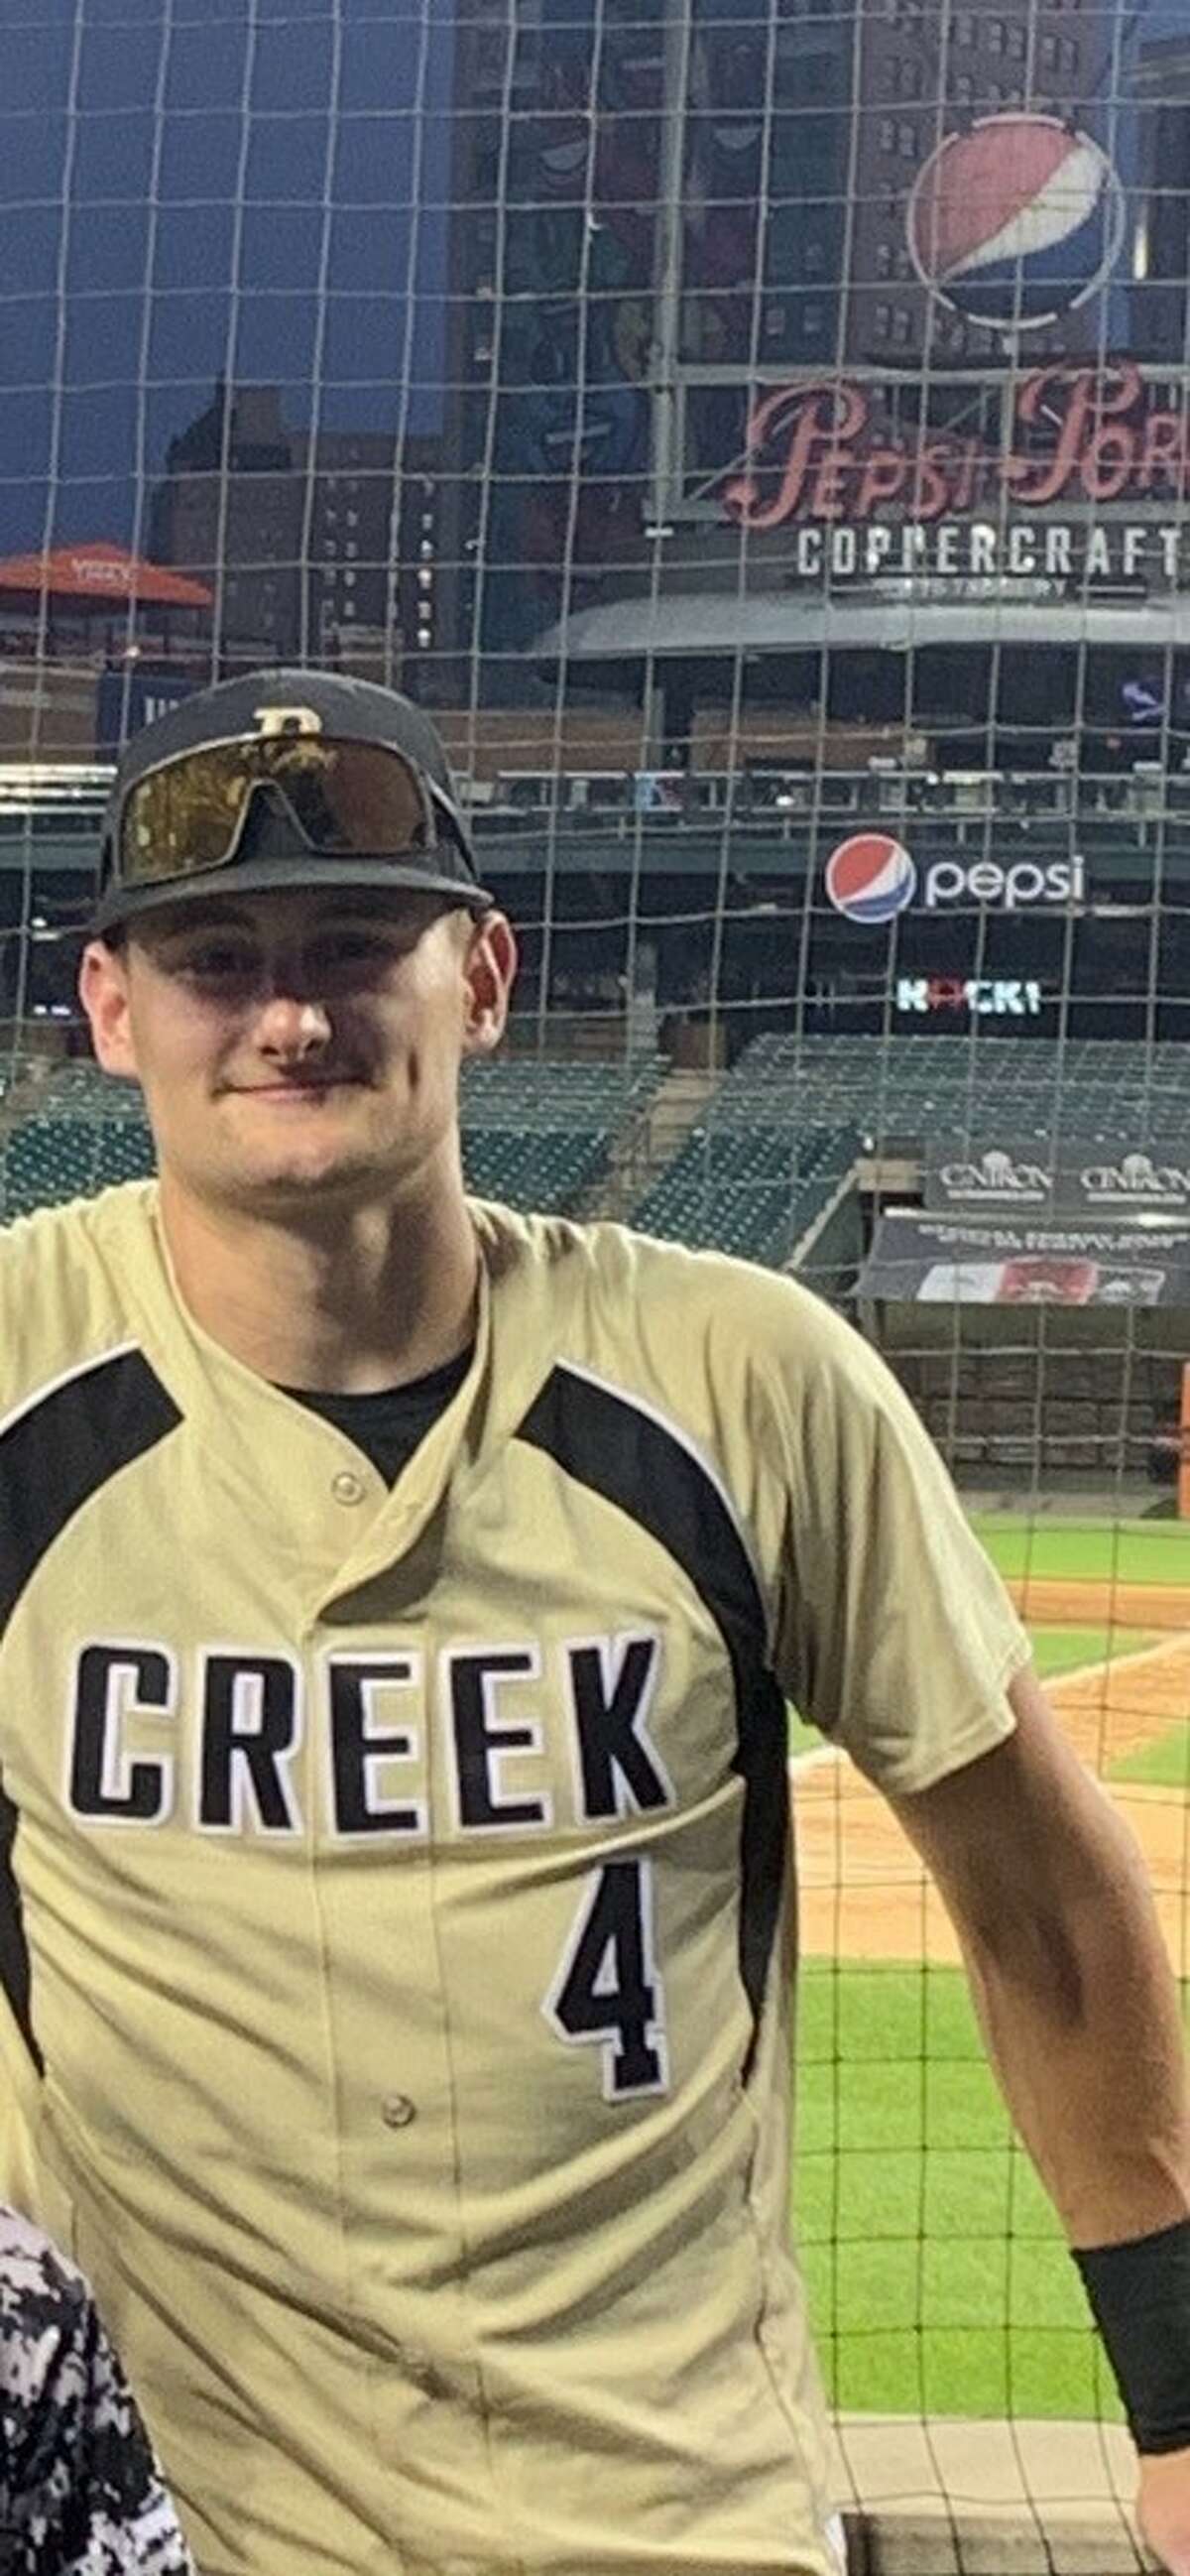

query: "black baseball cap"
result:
(93, 668), (495, 936)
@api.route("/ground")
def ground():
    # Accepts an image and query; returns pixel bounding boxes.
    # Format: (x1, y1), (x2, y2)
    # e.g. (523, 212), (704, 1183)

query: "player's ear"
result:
(460, 909), (517, 1060)
(79, 936), (139, 1079)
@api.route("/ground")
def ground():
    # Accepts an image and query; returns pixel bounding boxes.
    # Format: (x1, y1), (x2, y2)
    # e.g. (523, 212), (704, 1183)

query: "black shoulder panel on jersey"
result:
(0, 1349), (181, 1637)
(515, 1364), (788, 2080)
(0, 1347), (181, 2071)
(0, 1788), (35, 2069)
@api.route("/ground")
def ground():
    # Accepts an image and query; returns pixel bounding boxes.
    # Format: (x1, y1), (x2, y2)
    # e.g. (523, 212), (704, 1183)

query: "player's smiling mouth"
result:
(229, 1074), (365, 1094)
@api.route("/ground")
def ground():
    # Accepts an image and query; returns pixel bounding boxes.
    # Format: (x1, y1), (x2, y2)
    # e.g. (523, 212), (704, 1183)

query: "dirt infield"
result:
(1006, 1575), (1190, 1634)
(795, 1628), (1190, 1976)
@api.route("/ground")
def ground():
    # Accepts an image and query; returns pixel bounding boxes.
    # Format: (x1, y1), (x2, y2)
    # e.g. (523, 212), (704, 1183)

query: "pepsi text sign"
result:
(826, 835), (1084, 920)
(906, 115), (1125, 337)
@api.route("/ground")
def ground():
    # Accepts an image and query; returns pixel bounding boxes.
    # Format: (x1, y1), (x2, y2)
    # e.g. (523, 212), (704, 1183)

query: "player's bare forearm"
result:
(1139, 2451), (1190, 2576)
(891, 1665), (1190, 2250)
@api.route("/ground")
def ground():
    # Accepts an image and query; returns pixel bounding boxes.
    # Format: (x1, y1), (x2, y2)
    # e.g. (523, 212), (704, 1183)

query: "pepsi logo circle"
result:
(907, 114), (1125, 334)
(826, 833), (916, 925)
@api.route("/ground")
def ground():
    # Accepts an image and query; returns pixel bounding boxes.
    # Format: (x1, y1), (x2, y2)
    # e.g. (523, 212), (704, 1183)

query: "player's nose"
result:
(255, 993), (334, 1057)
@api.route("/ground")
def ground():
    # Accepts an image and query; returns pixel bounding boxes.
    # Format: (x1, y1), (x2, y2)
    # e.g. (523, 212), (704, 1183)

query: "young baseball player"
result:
(1, 2202), (194, 2573)
(0, 671), (1185, 2575)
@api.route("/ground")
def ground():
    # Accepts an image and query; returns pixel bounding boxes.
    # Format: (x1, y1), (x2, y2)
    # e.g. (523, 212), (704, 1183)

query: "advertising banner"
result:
(824, 833), (1085, 926)
(925, 1143), (1190, 1220)
(861, 1213), (1190, 1308)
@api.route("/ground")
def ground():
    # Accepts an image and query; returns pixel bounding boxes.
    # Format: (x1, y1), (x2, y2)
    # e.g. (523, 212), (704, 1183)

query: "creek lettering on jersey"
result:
(66, 1636), (676, 1837)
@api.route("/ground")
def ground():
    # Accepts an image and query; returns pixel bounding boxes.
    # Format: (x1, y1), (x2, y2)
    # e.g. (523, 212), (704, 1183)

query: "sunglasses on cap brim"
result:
(111, 733), (477, 892)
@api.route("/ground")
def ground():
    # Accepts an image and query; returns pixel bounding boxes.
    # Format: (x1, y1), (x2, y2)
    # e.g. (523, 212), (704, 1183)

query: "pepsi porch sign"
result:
(724, 364), (1190, 563)
(715, 113), (1176, 588)
(825, 832), (1084, 921)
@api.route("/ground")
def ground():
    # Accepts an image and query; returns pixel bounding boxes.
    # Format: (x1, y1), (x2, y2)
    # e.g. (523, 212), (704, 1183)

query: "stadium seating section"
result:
(633, 1124), (857, 1267)
(459, 1054), (663, 1212)
(724, 1033), (1185, 1150)
(0, 1041), (1181, 1275)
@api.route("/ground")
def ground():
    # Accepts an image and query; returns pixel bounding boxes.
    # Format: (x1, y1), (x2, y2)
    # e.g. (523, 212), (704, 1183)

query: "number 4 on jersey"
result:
(543, 1859), (669, 2102)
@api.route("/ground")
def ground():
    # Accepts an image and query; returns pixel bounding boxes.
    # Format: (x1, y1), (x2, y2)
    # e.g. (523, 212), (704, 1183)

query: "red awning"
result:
(0, 542), (212, 609)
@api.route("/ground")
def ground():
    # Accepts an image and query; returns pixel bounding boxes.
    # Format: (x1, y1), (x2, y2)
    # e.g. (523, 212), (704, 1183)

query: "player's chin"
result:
(231, 1129), (408, 1204)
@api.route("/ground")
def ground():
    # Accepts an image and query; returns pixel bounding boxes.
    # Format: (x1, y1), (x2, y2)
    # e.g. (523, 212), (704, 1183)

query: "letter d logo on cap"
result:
(253, 705), (324, 738)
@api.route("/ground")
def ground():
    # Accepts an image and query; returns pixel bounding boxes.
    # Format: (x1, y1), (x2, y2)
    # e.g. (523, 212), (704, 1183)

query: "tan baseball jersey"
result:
(0, 1182), (1030, 2576)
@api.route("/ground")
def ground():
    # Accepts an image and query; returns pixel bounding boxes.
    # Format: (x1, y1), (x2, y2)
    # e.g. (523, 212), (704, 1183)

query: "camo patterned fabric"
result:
(0, 2205), (195, 2574)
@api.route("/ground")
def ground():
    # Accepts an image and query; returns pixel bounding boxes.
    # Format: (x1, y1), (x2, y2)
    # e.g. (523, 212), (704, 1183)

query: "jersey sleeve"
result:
(762, 1298), (1031, 1795)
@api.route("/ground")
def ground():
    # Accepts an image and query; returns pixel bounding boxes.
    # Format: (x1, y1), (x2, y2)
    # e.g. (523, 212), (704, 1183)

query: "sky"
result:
(0, 0), (457, 554)
(0, 0), (1186, 562)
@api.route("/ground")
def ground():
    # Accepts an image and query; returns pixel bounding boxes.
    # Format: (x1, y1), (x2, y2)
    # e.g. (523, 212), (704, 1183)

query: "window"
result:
(803, 303), (824, 335)
(875, 301), (891, 336)
(876, 239), (892, 278)
(987, 18), (1005, 54)
(953, 8), (977, 42)
(1007, 22), (1026, 61)
(897, 120), (917, 157)
(892, 307), (912, 345)
(953, 70), (974, 104)
(879, 116), (896, 152)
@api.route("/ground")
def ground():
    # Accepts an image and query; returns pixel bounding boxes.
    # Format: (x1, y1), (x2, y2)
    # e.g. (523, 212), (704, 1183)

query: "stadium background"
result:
(2, 0), (1190, 2563)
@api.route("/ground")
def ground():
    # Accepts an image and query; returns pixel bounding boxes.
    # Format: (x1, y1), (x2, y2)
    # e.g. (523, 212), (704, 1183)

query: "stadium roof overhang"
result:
(0, 543), (212, 609)
(530, 595), (1190, 661)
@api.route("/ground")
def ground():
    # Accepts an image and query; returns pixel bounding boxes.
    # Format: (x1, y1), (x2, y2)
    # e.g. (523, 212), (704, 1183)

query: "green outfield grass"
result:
(1111, 1722), (1190, 1787)
(1029, 1623), (1161, 1677)
(788, 1517), (1187, 2413)
(972, 1515), (1190, 1588)
(792, 1963), (1155, 2419)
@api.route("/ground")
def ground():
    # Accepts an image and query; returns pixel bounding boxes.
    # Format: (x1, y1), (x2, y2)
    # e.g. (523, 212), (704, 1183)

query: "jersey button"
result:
(331, 1471), (366, 1506)
(381, 2094), (416, 2130)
